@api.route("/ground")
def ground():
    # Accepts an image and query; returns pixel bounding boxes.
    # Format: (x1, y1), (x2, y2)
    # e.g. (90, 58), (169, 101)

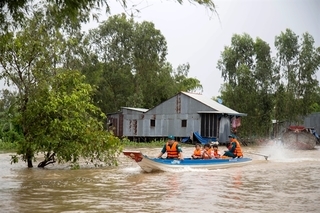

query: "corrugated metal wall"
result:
(122, 108), (141, 137)
(121, 93), (213, 138)
(107, 113), (120, 136)
(304, 112), (320, 134)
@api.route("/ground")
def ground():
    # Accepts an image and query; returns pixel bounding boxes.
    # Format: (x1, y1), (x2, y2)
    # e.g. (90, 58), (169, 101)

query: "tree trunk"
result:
(38, 153), (56, 168)
(27, 159), (33, 168)
(26, 149), (33, 168)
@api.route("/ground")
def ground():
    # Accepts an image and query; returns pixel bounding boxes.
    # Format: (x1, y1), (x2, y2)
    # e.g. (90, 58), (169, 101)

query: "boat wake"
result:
(160, 167), (226, 173)
(120, 166), (142, 174)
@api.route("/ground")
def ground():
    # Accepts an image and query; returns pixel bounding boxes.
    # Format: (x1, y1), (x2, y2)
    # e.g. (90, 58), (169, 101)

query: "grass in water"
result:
(121, 138), (193, 148)
(122, 138), (164, 148)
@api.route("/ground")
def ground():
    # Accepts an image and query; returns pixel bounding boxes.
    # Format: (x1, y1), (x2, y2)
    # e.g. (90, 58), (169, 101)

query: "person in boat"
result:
(211, 144), (221, 159)
(223, 134), (243, 158)
(202, 143), (212, 159)
(157, 135), (183, 160)
(191, 143), (202, 159)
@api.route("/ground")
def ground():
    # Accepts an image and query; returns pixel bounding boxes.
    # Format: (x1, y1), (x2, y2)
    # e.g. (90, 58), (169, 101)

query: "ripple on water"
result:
(1, 147), (320, 213)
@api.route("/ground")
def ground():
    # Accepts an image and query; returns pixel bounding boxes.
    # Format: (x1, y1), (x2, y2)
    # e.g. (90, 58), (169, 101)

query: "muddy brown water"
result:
(1, 145), (320, 213)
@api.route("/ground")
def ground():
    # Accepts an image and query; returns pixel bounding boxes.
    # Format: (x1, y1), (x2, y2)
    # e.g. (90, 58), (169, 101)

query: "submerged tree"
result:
(19, 71), (122, 168)
(0, 10), (122, 168)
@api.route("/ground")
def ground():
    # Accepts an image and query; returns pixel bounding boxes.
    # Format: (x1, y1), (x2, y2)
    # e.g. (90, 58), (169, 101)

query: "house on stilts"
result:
(107, 91), (246, 144)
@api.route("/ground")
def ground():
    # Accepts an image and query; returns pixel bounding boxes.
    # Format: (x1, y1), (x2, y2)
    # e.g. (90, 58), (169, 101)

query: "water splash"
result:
(253, 138), (320, 163)
(260, 142), (288, 160)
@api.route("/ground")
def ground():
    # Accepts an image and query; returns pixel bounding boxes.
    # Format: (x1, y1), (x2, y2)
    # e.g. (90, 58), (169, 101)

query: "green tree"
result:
(87, 14), (136, 112)
(85, 14), (202, 112)
(0, 12), (61, 167)
(0, 10), (122, 168)
(15, 70), (122, 168)
(217, 30), (320, 138)
(173, 63), (203, 93)
(131, 20), (169, 108)
(274, 29), (320, 122)
(0, 90), (23, 143)
(217, 33), (275, 137)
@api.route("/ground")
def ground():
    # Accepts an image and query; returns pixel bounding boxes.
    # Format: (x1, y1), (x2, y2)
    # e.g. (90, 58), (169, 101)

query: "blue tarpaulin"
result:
(193, 131), (217, 144)
(181, 137), (190, 143)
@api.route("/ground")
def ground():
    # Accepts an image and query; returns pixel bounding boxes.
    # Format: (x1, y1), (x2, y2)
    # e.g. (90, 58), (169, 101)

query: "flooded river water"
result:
(1, 145), (320, 213)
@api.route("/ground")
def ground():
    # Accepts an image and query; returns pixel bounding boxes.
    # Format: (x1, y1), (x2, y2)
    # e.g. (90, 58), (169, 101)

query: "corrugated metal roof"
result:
(197, 111), (247, 116)
(182, 91), (246, 116)
(121, 107), (148, 113)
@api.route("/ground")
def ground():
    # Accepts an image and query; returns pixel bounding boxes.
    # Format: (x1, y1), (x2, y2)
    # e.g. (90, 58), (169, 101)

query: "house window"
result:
(181, 119), (187, 127)
(150, 119), (155, 127)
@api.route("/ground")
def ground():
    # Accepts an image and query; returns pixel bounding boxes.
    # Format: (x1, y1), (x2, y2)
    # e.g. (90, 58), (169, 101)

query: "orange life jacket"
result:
(231, 139), (243, 157)
(193, 149), (202, 157)
(212, 149), (220, 158)
(202, 149), (212, 159)
(166, 142), (179, 158)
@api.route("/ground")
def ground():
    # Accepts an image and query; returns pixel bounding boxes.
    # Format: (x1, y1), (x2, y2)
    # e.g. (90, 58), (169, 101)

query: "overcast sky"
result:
(83, 0), (319, 98)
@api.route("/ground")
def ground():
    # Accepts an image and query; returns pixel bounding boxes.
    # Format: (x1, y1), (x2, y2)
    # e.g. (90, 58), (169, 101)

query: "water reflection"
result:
(0, 146), (320, 212)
